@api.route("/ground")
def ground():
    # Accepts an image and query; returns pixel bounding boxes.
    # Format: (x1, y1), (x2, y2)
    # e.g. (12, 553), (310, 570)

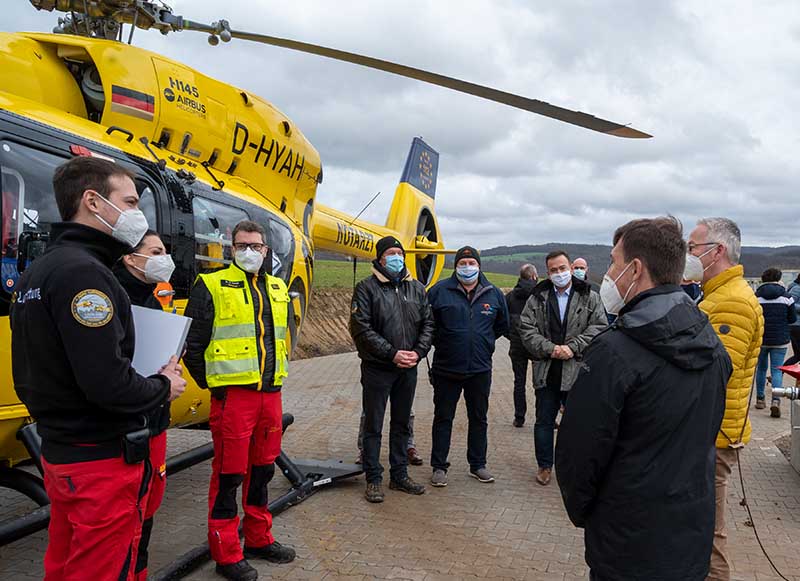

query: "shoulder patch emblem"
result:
(71, 289), (114, 327)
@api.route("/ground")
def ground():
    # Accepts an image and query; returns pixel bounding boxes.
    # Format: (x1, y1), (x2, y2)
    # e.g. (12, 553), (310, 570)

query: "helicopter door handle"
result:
(106, 126), (134, 143)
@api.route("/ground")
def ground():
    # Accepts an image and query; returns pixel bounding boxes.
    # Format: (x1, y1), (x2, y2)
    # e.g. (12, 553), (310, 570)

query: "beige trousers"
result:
(708, 447), (738, 580)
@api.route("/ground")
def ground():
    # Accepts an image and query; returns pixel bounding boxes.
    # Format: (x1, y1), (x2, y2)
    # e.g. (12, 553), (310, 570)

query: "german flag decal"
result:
(110, 85), (155, 121)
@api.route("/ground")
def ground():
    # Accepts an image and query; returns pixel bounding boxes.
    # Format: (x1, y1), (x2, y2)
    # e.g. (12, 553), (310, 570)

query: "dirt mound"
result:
(294, 288), (356, 360)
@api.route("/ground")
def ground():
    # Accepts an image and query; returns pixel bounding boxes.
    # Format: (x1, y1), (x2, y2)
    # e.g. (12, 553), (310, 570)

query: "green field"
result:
(312, 260), (519, 289)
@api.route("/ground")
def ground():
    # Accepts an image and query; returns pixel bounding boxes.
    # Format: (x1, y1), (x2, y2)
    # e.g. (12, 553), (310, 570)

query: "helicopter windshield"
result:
(0, 142), (64, 301)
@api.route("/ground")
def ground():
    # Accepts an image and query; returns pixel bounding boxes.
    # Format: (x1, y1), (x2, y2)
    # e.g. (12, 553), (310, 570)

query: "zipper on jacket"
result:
(396, 285), (408, 349)
(251, 274), (267, 391)
(242, 288), (249, 305)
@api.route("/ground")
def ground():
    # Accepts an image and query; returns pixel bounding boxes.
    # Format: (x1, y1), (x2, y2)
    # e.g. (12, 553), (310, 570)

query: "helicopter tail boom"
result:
(312, 138), (445, 287)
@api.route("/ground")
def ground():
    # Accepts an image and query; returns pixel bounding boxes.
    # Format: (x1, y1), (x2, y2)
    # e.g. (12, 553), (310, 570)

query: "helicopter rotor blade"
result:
(224, 29), (651, 139)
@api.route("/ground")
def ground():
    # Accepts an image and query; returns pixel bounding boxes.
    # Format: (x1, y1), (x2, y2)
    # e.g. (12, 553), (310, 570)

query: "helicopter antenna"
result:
(201, 162), (225, 191)
(348, 191), (381, 226)
(138, 137), (167, 171)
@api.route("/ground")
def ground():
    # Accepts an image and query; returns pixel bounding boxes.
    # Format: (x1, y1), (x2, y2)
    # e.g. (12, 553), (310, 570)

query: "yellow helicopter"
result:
(0, 0), (650, 470)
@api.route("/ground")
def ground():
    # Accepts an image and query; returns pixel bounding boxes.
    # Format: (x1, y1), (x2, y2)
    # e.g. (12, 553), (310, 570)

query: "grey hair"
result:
(519, 263), (538, 280)
(697, 217), (741, 264)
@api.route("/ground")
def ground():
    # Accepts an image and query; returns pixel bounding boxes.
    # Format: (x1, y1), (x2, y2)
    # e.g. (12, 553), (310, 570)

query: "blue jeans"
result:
(755, 346), (788, 399)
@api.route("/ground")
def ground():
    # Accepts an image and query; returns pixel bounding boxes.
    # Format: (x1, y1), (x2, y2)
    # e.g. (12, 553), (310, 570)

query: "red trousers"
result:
(42, 454), (149, 581)
(208, 387), (282, 565)
(134, 432), (168, 581)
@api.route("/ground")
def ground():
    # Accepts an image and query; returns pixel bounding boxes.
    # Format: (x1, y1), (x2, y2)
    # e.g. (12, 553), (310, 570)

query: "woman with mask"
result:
(113, 229), (176, 581)
(113, 229), (175, 309)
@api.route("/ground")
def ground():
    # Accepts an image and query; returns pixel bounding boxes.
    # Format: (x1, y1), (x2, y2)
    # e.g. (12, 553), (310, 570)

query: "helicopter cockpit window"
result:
(192, 197), (249, 271)
(137, 185), (157, 230)
(269, 219), (294, 282)
(0, 142), (65, 298)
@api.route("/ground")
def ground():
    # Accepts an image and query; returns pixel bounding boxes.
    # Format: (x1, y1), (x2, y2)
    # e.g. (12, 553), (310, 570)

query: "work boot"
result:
(430, 469), (448, 487)
(215, 559), (258, 581)
(244, 540), (296, 564)
(755, 397), (766, 410)
(536, 467), (552, 486)
(407, 447), (424, 466)
(469, 467), (495, 483)
(771, 398), (781, 418)
(513, 417), (525, 428)
(389, 475), (426, 495)
(365, 481), (384, 503)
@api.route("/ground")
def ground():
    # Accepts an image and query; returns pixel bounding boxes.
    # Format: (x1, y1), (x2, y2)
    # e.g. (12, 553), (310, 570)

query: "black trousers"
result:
(509, 345), (533, 422)
(430, 370), (491, 472)
(534, 362), (568, 469)
(361, 362), (416, 484)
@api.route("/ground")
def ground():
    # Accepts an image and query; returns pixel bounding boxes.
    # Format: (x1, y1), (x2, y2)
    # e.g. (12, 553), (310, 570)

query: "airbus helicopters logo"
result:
(164, 77), (206, 118)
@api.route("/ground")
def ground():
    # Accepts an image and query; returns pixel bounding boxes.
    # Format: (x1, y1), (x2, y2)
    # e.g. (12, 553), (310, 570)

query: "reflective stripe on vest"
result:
(199, 265), (290, 389)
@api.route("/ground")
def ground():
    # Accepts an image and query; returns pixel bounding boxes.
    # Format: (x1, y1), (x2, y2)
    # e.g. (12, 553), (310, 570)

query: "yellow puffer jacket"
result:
(699, 265), (764, 448)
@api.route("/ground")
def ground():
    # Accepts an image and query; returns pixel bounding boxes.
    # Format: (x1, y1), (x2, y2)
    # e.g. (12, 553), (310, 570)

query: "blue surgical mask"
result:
(384, 254), (405, 275)
(456, 264), (480, 284)
(573, 269), (586, 280)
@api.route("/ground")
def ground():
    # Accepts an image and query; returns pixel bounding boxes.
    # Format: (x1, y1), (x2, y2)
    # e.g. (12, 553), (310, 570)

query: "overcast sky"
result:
(4, 1), (799, 249)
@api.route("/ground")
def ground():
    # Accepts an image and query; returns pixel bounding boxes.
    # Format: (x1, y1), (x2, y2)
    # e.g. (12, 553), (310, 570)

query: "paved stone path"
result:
(2, 339), (799, 580)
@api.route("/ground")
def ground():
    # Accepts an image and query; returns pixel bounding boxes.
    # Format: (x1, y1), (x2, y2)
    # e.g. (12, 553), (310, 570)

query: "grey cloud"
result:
(2, 1), (798, 249)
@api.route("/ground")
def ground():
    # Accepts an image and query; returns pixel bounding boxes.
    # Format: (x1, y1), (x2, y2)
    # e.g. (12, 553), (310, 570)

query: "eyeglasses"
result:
(233, 243), (265, 252)
(687, 241), (719, 252)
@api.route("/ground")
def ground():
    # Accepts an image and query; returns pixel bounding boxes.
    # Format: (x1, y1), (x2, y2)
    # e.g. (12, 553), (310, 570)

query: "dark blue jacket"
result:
(428, 273), (509, 375)
(756, 283), (797, 346)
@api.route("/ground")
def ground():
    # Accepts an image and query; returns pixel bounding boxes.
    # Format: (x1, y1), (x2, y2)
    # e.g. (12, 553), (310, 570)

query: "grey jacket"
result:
(518, 276), (607, 391)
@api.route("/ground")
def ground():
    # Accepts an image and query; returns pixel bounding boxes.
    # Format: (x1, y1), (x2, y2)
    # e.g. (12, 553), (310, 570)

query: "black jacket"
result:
(113, 262), (171, 435)
(555, 286), (731, 580)
(10, 223), (170, 464)
(756, 282), (796, 346)
(348, 261), (434, 368)
(184, 262), (278, 392)
(428, 272), (510, 376)
(505, 277), (536, 351)
(113, 262), (162, 310)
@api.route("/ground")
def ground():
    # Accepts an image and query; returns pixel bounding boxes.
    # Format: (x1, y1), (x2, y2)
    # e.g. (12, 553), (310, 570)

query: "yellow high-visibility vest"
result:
(199, 265), (289, 389)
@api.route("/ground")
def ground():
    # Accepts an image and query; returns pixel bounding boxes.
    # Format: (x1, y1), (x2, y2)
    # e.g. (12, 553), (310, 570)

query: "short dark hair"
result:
(52, 157), (136, 221)
(132, 229), (160, 252)
(545, 250), (570, 266)
(761, 268), (782, 283)
(232, 220), (266, 244)
(612, 216), (685, 285)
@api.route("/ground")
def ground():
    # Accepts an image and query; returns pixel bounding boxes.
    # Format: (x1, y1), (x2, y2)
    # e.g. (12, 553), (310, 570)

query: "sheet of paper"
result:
(131, 305), (193, 376)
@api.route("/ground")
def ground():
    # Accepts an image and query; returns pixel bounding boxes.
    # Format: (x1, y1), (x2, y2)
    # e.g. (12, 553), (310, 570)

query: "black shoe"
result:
(365, 481), (385, 503)
(243, 541), (296, 564)
(513, 418), (524, 428)
(389, 476), (426, 495)
(215, 559), (258, 581)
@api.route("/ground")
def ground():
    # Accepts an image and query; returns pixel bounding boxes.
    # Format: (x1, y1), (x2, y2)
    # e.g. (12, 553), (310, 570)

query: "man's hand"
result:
(393, 350), (419, 368)
(552, 345), (575, 360)
(159, 355), (187, 402)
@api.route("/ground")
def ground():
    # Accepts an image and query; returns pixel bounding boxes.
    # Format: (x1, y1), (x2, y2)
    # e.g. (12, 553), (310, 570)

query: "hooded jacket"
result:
(699, 265), (763, 448)
(556, 286), (731, 581)
(505, 277), (536, 352)
(756, 282), (796, 346)
(348, 261), (434, 367)
(428, 272), (509, 375)
(518, 276), (607, 391)
(789, 280), (800, 327)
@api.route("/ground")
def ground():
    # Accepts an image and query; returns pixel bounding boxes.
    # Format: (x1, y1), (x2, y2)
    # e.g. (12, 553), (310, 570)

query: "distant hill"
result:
(450, 244), (800, 282)
(317, 245), (800, 283)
